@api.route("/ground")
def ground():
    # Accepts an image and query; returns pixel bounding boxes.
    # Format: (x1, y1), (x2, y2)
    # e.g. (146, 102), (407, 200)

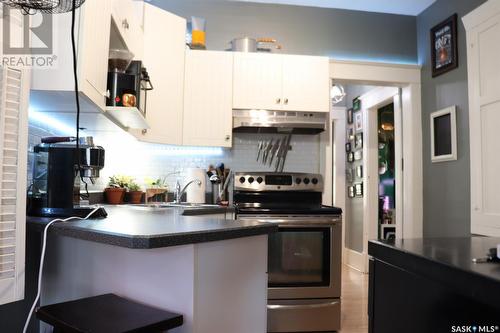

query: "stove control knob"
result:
(239, 177), (246, 184)
(248, 177), (255, 184)
(303, 178), (310, 185)
(312, 178), (319, 185)
(257, 177), (263, 184)
(295, 178), (302, 185)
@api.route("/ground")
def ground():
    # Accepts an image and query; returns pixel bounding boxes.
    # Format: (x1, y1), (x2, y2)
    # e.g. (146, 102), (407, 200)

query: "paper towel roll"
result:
(186, 168), (206, 203)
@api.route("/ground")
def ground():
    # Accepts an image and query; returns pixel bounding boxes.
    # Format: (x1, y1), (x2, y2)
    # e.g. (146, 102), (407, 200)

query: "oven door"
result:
(239, 216), (341, 300)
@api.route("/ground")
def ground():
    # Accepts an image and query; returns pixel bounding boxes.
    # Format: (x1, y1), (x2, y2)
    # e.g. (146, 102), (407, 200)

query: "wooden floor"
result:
(339, 264), (369, 333)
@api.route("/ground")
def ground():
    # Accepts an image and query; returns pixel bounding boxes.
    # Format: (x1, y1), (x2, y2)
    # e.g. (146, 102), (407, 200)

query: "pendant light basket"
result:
(0, 0), (86, 14)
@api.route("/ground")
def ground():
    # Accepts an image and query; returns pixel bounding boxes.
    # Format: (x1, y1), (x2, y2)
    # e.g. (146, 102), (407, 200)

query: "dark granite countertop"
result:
(369, 237), (500, 308)
(27, 205), (276, 249)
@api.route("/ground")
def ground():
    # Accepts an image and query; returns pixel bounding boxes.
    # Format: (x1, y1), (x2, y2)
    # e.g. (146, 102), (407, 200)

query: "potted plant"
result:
(144, 177), (169, 203)
(127, 181), (144, 204)
(104, 175), (129, 205)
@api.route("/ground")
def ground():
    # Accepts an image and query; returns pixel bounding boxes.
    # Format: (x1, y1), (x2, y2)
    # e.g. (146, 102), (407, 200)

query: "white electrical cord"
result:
(22, 206), (101, 333)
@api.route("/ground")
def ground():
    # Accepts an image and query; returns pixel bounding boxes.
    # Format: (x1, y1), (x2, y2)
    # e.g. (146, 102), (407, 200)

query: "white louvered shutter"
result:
(0, 66), (29, 305)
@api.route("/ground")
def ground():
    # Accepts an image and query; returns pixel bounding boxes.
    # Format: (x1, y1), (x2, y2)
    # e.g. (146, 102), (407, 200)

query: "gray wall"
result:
(152, 0), (418, 64)
(417, 0), (486, 238)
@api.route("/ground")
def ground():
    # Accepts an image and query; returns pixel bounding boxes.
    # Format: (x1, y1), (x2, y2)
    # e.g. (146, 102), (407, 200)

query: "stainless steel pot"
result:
(231, 37), (258, 52)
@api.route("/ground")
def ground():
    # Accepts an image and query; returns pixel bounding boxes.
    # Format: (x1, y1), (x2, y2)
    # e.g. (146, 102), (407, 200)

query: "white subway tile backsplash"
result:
(27, 121), (321, 192)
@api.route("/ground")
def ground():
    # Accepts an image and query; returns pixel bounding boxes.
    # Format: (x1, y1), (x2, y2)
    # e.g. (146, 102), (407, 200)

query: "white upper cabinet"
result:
(30, 0), (112, 113)
(183, 50), (234, 147)
(233, 53), (330, 112)
(30, 0), (144, 115)
(131, 3), (186, 145)
(78, 0), (112, 111)
(282, 55), (330, 112)
(111, 0), (144, 59)
(233, 52), (283, 110)
(464, 0), (500, 236)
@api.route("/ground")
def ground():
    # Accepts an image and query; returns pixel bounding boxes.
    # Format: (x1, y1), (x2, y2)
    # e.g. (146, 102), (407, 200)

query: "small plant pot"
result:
(104, 188), (126, 205)
(128, 191), (144, 204)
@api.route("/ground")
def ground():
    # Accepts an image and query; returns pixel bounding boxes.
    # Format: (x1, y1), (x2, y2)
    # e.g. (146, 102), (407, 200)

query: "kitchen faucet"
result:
(174, 179), (202, 204)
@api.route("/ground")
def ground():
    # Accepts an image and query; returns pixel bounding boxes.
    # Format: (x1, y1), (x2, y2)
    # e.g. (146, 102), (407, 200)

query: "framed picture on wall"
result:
(355, 133), (363, 149)
(356, 165), (363, 179)
(431, 14), (458, 77)
(347, 127), (355, 141)
(353, 97), (361, 111)
(347, 108), (354, 124)
(354, 182), (363, 197)
(355, 112), (363, 132)
(347, 152), (355, 163)
(354, 150), (363, 161)
(348, 186), (355, 198)
(431, 106), (457, 163)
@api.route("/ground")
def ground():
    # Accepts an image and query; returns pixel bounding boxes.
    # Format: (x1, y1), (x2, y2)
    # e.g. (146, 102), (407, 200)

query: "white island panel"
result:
(41, 234), (268, 333)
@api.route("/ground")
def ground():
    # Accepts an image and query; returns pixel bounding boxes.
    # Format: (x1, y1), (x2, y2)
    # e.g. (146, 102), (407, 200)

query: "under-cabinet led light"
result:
(148, 145), (224, 157)
(29, 109), (76, 136)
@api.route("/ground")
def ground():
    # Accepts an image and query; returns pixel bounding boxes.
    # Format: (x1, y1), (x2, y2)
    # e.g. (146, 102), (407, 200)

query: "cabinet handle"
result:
(276, 98), (281, 104)
(122, 19), (129, 30)
(225, 135), (231, 141)
(284, 98), (289, 105)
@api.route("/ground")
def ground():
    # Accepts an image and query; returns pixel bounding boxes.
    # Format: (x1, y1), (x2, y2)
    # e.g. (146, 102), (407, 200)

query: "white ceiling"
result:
(228, 0), (437, 16)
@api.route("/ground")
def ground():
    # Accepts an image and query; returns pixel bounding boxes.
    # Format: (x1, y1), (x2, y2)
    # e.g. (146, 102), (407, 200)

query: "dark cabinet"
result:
(368, 239), (500, 333)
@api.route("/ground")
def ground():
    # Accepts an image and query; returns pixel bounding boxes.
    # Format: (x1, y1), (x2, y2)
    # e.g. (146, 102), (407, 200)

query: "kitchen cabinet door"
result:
(111, 0), (143, 59)
(183, 51), (233, 147)
(132, 4), (185, 145)
(464, 4), (500, 236)
(78, 0), (112, 111)
(233, 52), (283, 110)
(282, 55), (330, 112)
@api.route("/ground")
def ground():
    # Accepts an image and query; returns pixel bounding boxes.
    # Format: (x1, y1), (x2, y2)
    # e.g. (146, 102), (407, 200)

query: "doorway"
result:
(337, 85), (402, 272)
(377, 103), (396, 240)
(323, 60), (423, 273)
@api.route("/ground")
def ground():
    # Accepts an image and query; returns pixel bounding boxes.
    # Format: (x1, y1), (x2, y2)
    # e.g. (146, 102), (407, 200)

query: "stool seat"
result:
(36, 294), (183, 333)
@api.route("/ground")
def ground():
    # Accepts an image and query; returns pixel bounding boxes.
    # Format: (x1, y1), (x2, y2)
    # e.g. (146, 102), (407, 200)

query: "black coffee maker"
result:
(28, 137), (107, 218)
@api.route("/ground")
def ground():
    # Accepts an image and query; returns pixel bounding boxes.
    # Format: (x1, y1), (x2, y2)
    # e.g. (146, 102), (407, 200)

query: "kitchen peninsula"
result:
(368, 238), (500, 333)
(28, 206), (277, 333)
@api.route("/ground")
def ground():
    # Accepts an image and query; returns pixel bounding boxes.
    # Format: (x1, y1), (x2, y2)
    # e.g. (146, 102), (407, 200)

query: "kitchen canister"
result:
(186, 168), (206, 203)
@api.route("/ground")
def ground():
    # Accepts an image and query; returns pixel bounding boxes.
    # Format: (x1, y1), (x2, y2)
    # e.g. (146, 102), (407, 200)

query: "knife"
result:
(275, 138), (285, 172)
(278, 134), (292, 172)
(269, 138), (281, 166)
(263, 139), (273, 164)
(256, 141), (263, 162)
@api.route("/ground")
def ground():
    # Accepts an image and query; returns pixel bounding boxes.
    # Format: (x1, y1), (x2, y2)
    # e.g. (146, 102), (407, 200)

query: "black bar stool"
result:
(36, 294), (183, 333)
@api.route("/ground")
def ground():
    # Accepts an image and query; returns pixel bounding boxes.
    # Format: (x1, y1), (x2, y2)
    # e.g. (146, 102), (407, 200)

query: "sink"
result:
(163, 203), (221, 209)
(129, 203), (221, 209)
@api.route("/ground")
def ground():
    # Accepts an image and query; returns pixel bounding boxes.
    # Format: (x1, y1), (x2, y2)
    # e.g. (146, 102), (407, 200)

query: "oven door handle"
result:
(267, 300), (340, 310)
(238, 217), (341, 225)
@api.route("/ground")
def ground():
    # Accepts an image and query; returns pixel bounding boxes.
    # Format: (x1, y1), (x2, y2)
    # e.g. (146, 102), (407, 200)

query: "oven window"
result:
(268, 227), (331, 288)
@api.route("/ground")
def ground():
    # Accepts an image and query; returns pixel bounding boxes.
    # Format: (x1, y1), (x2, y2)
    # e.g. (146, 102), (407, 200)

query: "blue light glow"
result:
(29, 109), (75, 135)
(331, 56), (418, 66)
(148, 145), (225, 157)
(29, 109), (225, 156)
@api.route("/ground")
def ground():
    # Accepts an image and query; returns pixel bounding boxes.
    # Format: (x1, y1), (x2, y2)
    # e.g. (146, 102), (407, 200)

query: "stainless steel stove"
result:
(234, 172), (342, 333)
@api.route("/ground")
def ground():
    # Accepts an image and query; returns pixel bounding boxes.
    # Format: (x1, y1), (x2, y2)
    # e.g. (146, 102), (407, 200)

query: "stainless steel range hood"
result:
(232, 110), (327, 134)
